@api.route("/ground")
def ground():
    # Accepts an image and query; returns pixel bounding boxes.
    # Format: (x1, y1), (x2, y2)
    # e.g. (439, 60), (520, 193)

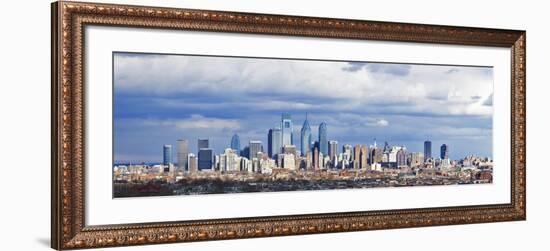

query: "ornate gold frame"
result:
(51, 1), (526, 249)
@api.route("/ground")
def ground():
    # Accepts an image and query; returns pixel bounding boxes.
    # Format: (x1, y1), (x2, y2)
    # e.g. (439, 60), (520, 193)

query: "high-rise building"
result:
(163, 145), (172, 166)
(370, 147), (383, 164)
(383, 141), (390, 153)
(282, 153), (296, 170)
(249, 141), (263, 160)
(360, 145), (368, 169)
(283, 144), (297, 156)
(353, 145), (361, 169)
(396, 149), (407, 167)
(230, 134), (241, 155)
(268, 127), (282, 158)
(198, 148), (213, 170)
(300, 114), (312, 157)
(187, 153), (197, 173)
(268, 129), (273, 157)
(305, 151), (313, 170)
(440, 144), (449, 159)
(241, 146), (250, 159)
(313, 141), (320, 152)
(176, 139), (189, 171)
(383, 146), (404, 167)
(342, 144), (353, 161)
(409, 152), (424, 167)
(198, 139), (209, 150)
(251, 156), (261, 173)
(214, 155), (220, 171)
(218, 153), (226, 172)
(281, 113), (293, 146)
(424, 140), (432, 161)
(240, 157), (251, 172)
(222, 148), (240, 172)
(318, 122), (328, 155)
(313, 147), (319, 170)
(319, 152), (325, 169)
(328, 140), (338, 163)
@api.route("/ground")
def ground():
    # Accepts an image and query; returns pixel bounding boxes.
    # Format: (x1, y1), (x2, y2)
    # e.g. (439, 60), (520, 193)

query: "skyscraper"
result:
(305, 151), (312, 170)
(342, 144), (353, 161)
(241, 146), (250, 159)
(283, 144), (297, 156)
(249, 141), (263, 159)
(281, 113), (293, 146)
(353, 145), (361, 169)
(313, 141), (320, 152)
(282, 153), (296, 170)
(424, 140), (432, 161)
(318, 122), (328, 155)
(328, 140), (338, 167)
(231, 134), (241, 155)
(409, 152), (424, 167)
(313, 147), (319, 170)
(222, 148), (239, 172)
(188, 153), (197, 173)
(440, 144), (449, 159)
(370, 147), (382, 165)
(396, 149), (407, 167)
(360, 145), (368, 169)
(198, 148), (213, 170)
(163, 145), (172, 166)
(176, 139), (188, 171)
(300, 114), (312, 157)
(383, 141), (390, 153)
(198, 139), (209, 150)
(268, 127), (282, 158)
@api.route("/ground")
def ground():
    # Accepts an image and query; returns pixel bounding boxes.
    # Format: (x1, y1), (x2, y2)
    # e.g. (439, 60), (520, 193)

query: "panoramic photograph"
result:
(112, 52), (494, 198)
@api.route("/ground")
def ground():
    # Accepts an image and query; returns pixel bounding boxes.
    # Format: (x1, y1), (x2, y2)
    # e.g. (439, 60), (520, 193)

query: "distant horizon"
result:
(114, 52), (493, 163)
(113, 112), (492, 164)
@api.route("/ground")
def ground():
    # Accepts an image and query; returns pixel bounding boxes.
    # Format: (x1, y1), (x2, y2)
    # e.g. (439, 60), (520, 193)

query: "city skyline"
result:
(114, 52), (493, 163)
(126, 112), (485, 168)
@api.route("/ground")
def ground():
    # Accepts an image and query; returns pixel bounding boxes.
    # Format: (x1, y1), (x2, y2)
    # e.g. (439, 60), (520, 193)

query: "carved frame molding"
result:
(51, 1), (526, 249)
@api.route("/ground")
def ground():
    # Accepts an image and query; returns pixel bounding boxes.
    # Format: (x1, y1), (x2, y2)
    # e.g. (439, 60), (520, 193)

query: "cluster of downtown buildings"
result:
(115, 113), (493, 178)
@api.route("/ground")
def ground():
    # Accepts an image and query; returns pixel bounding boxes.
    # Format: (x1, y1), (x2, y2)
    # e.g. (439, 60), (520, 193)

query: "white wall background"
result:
(0, 0), (547, 250)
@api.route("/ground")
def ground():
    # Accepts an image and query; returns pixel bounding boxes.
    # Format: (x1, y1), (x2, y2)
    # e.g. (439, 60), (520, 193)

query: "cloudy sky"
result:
(113, 52), (493, 163)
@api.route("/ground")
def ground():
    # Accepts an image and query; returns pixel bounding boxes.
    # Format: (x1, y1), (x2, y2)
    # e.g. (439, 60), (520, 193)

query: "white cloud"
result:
(375, 119), (389, 127)
(114, 53), (494, 117)
(138, 115), (240, 131)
